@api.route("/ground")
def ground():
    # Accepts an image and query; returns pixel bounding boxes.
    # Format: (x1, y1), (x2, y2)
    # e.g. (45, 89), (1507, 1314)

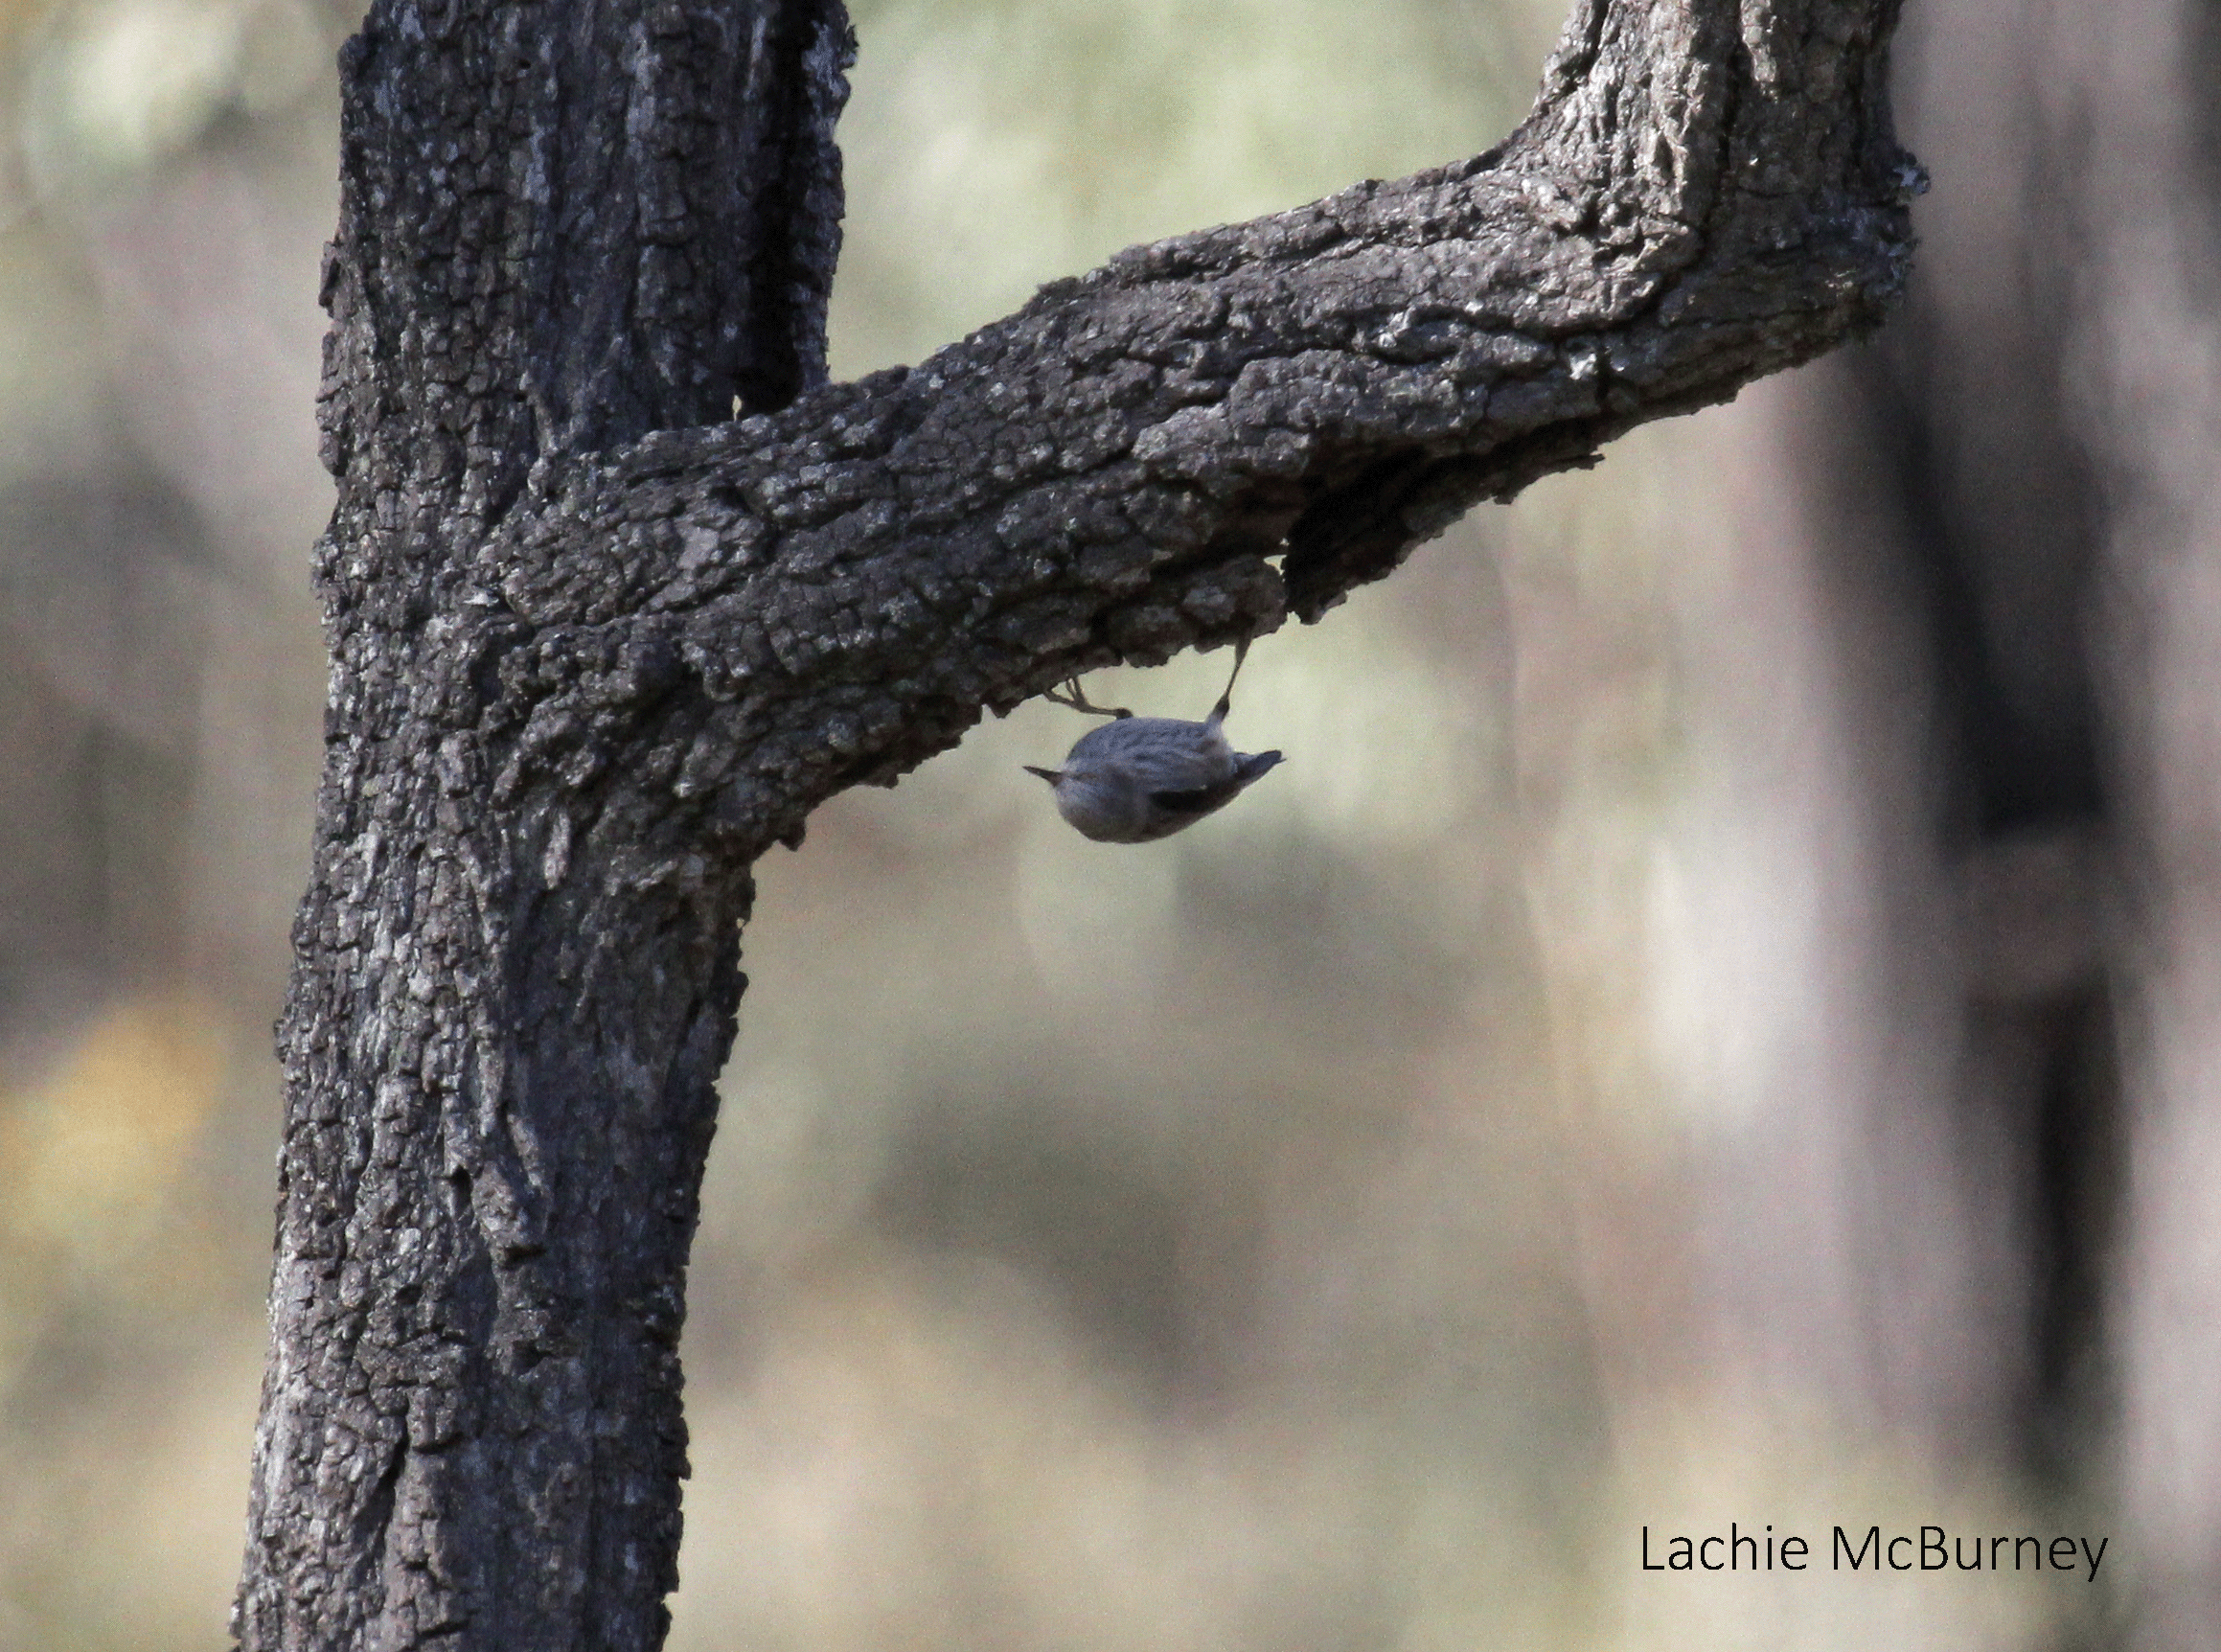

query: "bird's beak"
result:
(1022, 766), (1061, 783)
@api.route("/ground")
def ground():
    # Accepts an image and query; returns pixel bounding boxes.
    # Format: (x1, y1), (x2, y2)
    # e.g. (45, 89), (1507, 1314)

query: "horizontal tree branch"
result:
(441, 0), (1915, 863)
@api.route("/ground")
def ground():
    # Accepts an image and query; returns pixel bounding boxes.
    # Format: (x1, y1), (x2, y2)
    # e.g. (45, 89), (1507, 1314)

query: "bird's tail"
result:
(1235, 750), (1284, 784)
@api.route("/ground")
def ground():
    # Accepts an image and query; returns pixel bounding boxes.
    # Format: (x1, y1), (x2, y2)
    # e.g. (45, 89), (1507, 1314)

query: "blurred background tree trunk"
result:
(1533, 1), (2221, 1645)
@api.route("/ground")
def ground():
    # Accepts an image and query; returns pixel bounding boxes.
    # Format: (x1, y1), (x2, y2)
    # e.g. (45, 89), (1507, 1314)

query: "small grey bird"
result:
(1024, 639), (1283, 842)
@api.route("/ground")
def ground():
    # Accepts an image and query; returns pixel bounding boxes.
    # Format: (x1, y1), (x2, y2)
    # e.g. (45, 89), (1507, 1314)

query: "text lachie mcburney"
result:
(1640, 1524), (2108, 1581)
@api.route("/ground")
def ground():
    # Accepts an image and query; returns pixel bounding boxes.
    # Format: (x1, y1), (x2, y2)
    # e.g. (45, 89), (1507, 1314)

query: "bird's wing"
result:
(1147, 777), (1248, 815)
(1069, 717), (1231, 790)
(1150, 750), (1281, 815)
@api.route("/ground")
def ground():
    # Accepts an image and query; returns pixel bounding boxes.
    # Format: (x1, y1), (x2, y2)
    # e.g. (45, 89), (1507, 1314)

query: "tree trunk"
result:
(234, 0), (1916, 1643)
(233, 3), (855, 1643)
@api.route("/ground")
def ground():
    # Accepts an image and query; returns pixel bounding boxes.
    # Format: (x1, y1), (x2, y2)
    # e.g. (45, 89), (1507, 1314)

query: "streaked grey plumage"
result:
(1024, 641), (1282, 842)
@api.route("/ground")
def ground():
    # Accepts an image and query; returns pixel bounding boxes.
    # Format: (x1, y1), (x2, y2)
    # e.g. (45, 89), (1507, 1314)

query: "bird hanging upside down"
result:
(1024, 638), (1284, 842)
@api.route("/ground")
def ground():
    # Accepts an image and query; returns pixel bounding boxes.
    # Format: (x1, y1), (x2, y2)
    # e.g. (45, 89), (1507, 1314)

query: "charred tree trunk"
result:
(233, 0), (1916, 1644)
(233, 4), (855, 1643)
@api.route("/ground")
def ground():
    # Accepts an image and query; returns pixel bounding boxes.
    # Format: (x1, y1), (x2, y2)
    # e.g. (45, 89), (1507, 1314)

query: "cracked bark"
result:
(233, 0), (1916, 1644)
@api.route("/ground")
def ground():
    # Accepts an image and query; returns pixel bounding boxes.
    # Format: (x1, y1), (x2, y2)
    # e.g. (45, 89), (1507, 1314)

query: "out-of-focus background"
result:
(4, 0), (2218, 1646)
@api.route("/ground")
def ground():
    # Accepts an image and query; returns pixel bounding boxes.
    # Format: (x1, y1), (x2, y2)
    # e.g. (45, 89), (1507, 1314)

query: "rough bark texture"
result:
(236, 0), (1915, 1645)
